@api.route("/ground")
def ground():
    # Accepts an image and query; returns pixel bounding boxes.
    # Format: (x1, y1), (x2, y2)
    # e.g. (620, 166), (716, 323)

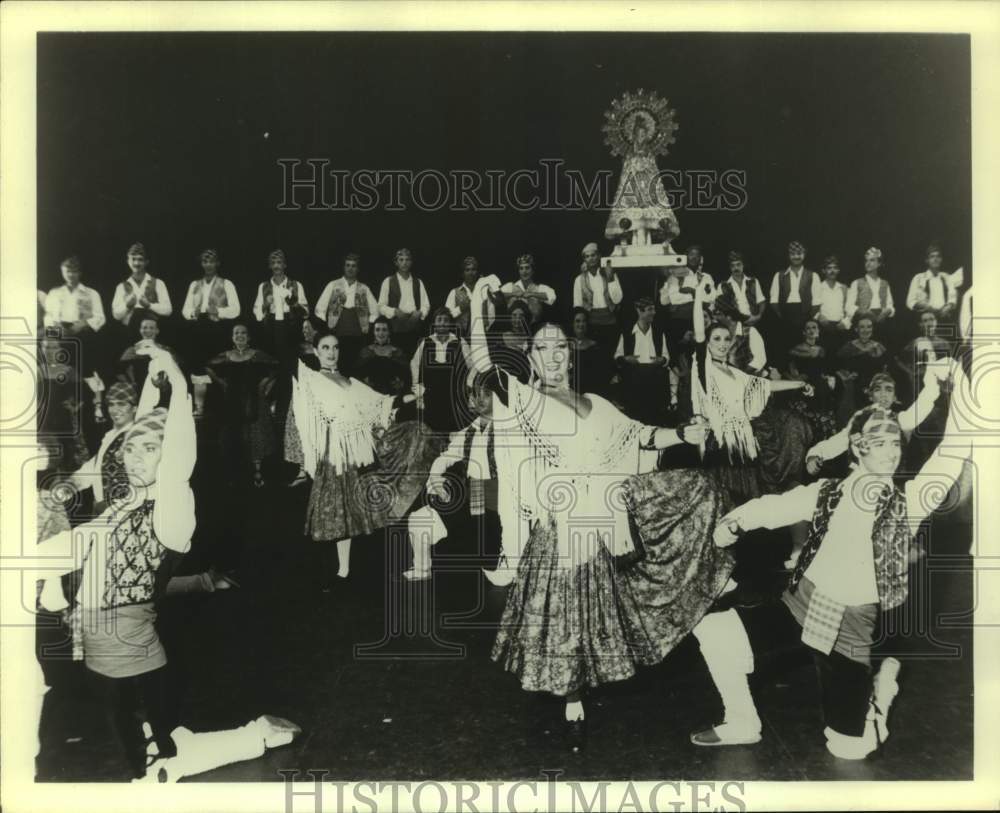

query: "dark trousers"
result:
(90, 666), (178, 778)
(736, 601), (873, 737)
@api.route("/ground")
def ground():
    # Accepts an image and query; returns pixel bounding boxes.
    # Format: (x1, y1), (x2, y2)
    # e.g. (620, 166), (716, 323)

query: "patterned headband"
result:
(849, 408), (901, 447)
(268, 249), (286, 264)
(394, 248), (412, 261)
(865, 247), (883, 262)
(124, 407), (168, 445)
(127, 243), (147, 258)
(788, 240), (806, 254)
(106, 381), (138, 407)
(581, 242), (599, 256)
(727, 250), (743, 263)
(200, 249), (219, 262)
(516, 253), (534, 267)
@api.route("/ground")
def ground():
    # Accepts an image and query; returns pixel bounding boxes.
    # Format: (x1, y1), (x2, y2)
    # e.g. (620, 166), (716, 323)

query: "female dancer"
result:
(834, 315), (888, 423)
(206, 323), (279, 488)
(292, 332), (441, 589)
(785, 318), (839, 442)
(687, 321), (814, 502)
(470, 277), (736, 746)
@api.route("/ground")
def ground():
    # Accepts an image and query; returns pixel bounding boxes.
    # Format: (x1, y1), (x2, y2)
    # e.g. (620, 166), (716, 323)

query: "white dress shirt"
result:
(614, 323), (669, 363)
(181, 277), (241, 320)
(572, 271), (623, 310)
(378, 274), (431, 319)
(722, 275), (766, 317)
(410, 333), (473, 388)
(253, 277), (308, 321)
(906, 270), (957, 312)
(500, 279), (557, 305)
(770, 267), (821, 306)
(44, 284), (106, 331)
(429, 418), (494, 482)
(817, 280), (849, 323)
(111, 276), (173, 322)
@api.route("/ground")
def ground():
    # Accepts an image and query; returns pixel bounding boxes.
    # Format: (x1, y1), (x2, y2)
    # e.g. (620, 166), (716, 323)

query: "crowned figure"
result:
(603, 90), (681, 249)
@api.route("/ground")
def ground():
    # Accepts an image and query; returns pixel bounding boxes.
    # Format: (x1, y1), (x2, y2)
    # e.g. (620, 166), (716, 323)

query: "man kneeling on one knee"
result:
(405, 372), (498, 581)
(691, 357), (969, 759)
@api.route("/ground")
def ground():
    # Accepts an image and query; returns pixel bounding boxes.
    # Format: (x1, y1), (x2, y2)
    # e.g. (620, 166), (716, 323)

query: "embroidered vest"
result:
(452, 284), (473, 330)
(854, 277), (890, 314)
(387, 274), (422, 310)
(263, 276), (301, 314)
(325, 279), (370, 330)
(65, 285), (95, 321)
(718, 276), (760, 319)
(777, 268), (814, 308)
(120, 275), (158, 323)
(191, 276), (230, 314)
(101, 432), (130, 504)
(579, 270), (616, 312)
(622, 324), (666, 358)
(789, 478), (911, 610)
(101, 500), (171, 610)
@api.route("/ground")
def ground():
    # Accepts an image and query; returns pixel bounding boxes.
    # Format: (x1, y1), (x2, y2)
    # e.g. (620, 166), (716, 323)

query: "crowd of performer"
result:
(31, 236), (973, 779)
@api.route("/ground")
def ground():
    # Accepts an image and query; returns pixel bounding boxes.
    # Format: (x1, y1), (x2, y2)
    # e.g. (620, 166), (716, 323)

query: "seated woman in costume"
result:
(570, 306), (616, 400)
(785, 318), (839, 442)
(355, 315), (411, 396)
(834, 315), (888, 425)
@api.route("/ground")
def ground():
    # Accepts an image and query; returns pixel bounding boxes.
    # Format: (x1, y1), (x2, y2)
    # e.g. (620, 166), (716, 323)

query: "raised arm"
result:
(905, 361), (973, 528)
(142, 348), (196, 553)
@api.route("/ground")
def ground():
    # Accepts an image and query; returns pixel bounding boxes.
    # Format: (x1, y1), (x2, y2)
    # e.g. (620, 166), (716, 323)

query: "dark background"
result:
(37, 32), (971, 325)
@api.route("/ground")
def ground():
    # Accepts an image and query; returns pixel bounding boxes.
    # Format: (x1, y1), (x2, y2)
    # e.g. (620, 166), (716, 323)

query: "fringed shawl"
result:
(292, 362), (396, 477)
(691, 360), (770, 461)
(493, 372), (648, 568)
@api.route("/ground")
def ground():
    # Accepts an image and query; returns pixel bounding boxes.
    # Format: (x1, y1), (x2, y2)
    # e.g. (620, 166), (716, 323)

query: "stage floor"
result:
(36, 474), (974, 784)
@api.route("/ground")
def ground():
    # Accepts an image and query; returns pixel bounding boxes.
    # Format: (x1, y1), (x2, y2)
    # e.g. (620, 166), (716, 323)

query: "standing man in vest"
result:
(714, 250), (768, 373)
(615, 297), (670, 423)
(815, 255), (852, 352)
(573, 241), (623, 360)
(253, 249), (308, 423)
(905, 243), (959, 335)
(690, 358), (968, 759)
(846, 247), (896, 334)
(378, 247), (430, 360)
(111, 243), (173, 350)
(444, 256), (483, 338)
(181, 249), (241, 417)
(768, 240), (821, 365)
(43, 256), (107, 377)
(314, 252), (376, 376)
(498, 254), (557, 326)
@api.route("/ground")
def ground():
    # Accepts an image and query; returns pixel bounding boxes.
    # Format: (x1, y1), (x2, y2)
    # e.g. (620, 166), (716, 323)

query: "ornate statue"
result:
(601, 90), (686, 270)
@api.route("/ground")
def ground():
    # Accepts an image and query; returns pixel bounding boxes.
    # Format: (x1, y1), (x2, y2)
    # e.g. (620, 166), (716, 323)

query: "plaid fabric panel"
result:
(800, 588), (848, 655)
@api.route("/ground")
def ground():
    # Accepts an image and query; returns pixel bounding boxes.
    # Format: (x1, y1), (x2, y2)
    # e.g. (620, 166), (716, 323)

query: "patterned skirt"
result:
(304, 419), (448, 542)
(491, 468), (734, 696)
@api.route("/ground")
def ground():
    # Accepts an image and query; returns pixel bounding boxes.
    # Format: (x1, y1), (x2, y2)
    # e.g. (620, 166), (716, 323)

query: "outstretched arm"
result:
(714, 482), (823, 547)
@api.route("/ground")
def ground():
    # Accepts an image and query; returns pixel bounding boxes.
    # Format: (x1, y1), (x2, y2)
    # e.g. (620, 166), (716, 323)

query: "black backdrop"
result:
(37, 32), (970, 332)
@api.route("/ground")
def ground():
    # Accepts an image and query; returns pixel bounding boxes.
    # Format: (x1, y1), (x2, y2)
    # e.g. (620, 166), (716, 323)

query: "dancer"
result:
(355, 316), (411, 395)
(685, 321), (814, 502)
(410, 308), (473, 434)
(570, 307), (615, 399)
(614, 296), (671, 425)
(572, 241), (622, 358)
(469, 276), (735, 747)
(33, 346), (195, 778)
(110, 243), (173, 348)
(205, 323), (280, 488)
(846, 247), (896, 332)
(498, 254), (557, 325)
(292, 332), (432, 590)
(42, 256), (107, 377)
(834, 316), (888, 422)
(690, 358), (971, 759)
(444, 256), (483, 337)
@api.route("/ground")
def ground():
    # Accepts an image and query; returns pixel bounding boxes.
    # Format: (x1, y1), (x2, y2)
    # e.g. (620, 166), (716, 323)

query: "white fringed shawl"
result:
(292, 362), (396, 477)
(493, 373), (649, 569)
(691, 359), (770, 461)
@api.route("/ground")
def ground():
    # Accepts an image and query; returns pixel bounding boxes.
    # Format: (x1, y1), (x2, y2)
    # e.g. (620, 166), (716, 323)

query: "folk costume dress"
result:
(292, 363), (446, 541)
(468, 278), (734, 697)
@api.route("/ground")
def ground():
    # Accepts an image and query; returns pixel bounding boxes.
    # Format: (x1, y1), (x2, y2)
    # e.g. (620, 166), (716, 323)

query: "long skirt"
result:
(304, 419), (448, 541)
(490, 469), (734, 696)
